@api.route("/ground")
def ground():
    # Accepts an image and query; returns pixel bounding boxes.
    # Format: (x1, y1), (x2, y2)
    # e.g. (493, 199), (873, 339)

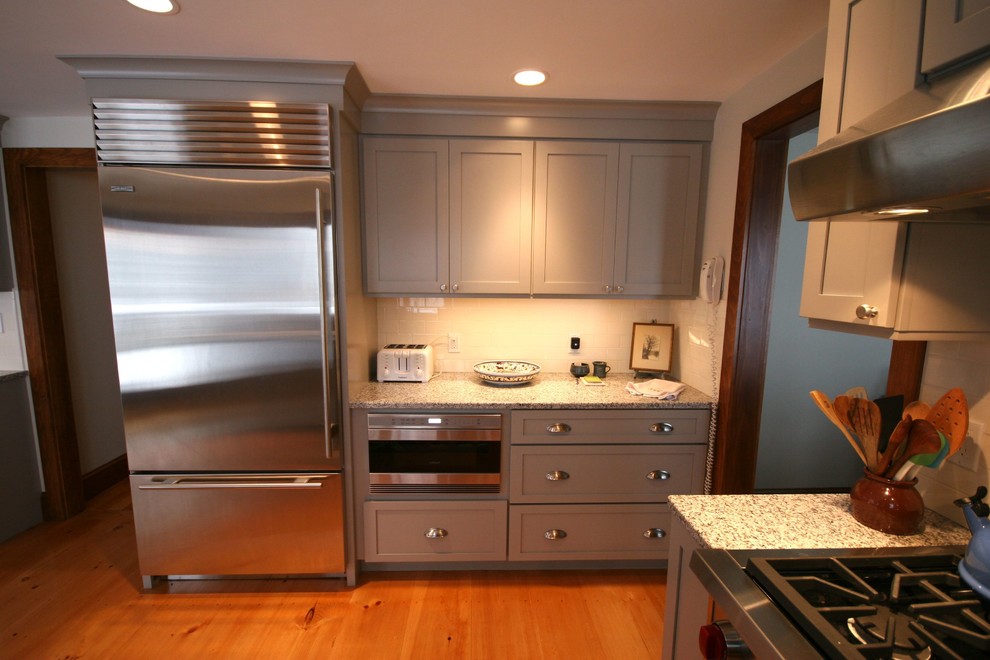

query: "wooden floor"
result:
(1, 481), (667, 658)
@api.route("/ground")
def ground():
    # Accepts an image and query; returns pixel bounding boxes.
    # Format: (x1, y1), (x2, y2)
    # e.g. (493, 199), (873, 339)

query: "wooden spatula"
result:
(848, 397), (882, 472)
(927, 387), (969, 456)
(810, 390), (868, 466)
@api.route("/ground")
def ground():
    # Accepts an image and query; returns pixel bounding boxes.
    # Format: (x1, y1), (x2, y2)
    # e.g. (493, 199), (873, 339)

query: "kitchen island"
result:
(661, 493), (971, 659)
(350, 371), (712, 409)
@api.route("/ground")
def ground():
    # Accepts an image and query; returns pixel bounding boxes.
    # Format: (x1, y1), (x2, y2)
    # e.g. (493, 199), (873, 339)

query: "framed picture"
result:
(629, 322), (674, 374)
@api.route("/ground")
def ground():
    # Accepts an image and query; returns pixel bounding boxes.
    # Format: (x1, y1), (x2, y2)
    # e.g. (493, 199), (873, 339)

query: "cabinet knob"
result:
(603, 285), (612, 293)
(650, 422), (674, 434)
(647, 470), (671, 481)
(439, 283), (448, 292)
(855, 304), (879, 319)
(424, 527), (448, 539)
(544, 529), (567, 540)
(643, 528), (667, 539)
(451, 283), (459, 292)
(546, 423), (572, 434)
(614, 285), (624, 294)
(545, 470), (570, 481)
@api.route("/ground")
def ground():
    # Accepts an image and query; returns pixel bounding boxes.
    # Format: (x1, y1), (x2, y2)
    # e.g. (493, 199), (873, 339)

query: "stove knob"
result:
(699, 620), (751, 659)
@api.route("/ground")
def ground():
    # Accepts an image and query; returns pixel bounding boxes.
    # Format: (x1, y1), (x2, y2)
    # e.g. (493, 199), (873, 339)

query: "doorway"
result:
(754, 128), (891, 491)
(711, 82), (925, 494)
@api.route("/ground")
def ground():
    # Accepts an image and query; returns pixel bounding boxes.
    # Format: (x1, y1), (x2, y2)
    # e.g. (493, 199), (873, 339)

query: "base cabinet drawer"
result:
(512, 409), (709, 444)
(364, 500), (507, 562)
(508, 503), (669, 561)
(510, 444), (705, 503)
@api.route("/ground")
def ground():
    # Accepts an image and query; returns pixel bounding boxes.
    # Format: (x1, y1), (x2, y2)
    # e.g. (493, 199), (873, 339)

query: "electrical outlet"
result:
(569, 335), (581, 352)
(948, 419), (985, 472)
(447, 332), (460, 353)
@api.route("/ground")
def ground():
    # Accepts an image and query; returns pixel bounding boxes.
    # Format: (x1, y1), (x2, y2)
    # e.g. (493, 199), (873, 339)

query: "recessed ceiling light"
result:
(125, 0), (180, 14)
(513, 70), (547, 86)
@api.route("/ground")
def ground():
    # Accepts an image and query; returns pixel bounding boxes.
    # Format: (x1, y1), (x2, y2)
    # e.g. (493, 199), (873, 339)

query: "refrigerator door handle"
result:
(315, 186), (339, 461)
(137, 475), (331, 490)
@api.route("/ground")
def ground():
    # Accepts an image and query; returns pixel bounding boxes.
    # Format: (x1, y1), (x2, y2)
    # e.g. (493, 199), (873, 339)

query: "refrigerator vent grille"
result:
(93, 98), (333, 168)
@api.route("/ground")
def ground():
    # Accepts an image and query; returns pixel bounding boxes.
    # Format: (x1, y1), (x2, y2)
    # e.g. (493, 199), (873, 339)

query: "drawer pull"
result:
(643, 528), (667, 539)
(544, 529), (567, 540)
(650, 422), (674, 434)
(424, 527), (448, 540)
(546, 423), (572, 434)
(647, 470), (671, 481)
(545, 470), (570, 481)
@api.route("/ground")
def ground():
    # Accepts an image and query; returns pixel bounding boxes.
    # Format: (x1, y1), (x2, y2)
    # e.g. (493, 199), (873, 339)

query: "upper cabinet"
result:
(363, 137), (704, 298)
(359, 96), (715, 299)
(801, 0), (990, 339)
(362, 137), (533, 295)
(921, 0), (990, 75)
(534, 141), (701, 297)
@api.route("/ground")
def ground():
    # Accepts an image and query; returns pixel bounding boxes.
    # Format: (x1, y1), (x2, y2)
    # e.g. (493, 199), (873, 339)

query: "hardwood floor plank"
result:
(0, 481), (666, 658)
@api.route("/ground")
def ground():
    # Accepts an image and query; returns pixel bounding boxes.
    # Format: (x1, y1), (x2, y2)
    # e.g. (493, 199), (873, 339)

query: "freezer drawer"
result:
(130, 473), (344, 582)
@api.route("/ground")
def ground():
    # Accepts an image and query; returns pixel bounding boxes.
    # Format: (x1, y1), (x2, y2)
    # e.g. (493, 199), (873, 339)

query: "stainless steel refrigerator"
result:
(93, 99), (344, 587)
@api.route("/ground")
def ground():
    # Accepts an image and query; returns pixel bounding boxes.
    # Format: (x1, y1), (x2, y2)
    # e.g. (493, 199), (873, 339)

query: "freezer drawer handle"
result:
(643, 528), (667, 539)
(545, 470), (570, 481)
(646, 470), (671, 481)
(137, 476), (328, 490)
(424, 527), (448, 540)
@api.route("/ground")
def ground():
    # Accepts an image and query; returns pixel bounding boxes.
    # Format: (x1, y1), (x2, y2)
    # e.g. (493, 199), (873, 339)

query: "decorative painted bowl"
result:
(473, 360), (541, 386)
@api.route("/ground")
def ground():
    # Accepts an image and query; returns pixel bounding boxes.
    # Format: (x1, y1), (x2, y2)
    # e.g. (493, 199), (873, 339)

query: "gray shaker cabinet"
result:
(362, 136), (533, 295)
(533, 141), (702, 297)
(507, 408), (708, 562)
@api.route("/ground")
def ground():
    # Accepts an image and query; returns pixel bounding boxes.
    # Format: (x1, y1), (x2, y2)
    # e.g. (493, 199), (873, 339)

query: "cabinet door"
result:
(362, 137), (449, 294)
(838, 0), (923, 131)
(449, 140), (534, 295)
(800, 220), (907, 328)
(921, 0), (990, 74)
(533, 141), (619, 295)
(614, 143), (702, 296)
(801, 0), (920, 328)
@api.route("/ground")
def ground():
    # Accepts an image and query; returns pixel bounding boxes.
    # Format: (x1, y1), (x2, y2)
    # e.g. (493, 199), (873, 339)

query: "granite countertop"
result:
(0, 370), (28, 384)
(350, 372), (713, 410)
(668, 493), (971, 550)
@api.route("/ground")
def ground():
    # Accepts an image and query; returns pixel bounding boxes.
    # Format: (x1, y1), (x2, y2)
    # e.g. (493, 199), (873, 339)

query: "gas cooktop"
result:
(692, 545), (987, 660)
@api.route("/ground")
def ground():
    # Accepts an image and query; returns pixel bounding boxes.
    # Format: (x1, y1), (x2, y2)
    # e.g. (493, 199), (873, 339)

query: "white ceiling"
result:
(0, 0), (828, 119)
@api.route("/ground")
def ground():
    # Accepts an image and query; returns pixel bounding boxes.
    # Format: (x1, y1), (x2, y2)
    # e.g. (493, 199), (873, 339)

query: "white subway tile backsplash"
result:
(916, 339), (990, 527)
(375, 297), (721, 393)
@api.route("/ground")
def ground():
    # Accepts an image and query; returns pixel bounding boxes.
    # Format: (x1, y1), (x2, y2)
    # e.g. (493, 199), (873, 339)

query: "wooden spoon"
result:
(902, 400), (931, 421)
(885, 419), (942, 479)
(848, 397), (882, 472)
(926, 387), (969, 457)
(810, 390), (868, 466)
(876, 417), (912, 476)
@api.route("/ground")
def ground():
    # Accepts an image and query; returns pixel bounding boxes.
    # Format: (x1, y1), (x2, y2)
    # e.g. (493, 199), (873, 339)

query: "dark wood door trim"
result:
(4, 147), (96, 519)
(712, 82), (821, 494)
(710, 81), (925, 493)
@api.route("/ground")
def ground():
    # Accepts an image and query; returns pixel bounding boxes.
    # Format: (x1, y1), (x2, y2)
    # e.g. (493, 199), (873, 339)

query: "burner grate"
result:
(747, 554), (990, 660)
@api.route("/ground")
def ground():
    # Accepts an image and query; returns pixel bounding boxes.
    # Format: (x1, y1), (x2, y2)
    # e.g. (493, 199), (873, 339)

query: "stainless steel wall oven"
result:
(367, 413), (502, 494)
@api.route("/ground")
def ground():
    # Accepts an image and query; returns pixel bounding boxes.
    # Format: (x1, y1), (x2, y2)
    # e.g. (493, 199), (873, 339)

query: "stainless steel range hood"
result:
(788, 55), (990, 222)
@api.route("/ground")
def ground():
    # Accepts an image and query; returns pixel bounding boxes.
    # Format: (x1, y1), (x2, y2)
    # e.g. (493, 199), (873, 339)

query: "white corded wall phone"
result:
(699, 256), (724, 303)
